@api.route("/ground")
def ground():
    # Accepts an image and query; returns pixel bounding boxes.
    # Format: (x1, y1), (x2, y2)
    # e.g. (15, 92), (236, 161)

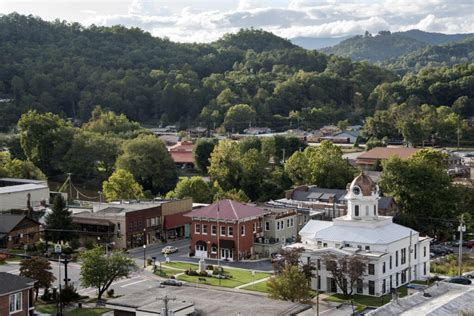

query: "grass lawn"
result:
(431, 254), (474, 276)
(324, 286), (407, 307)
(177, 267), (271, 288)
(241, 280), (270, 293)
(161, 261), (199, 271)
(154, 266), (183, 278)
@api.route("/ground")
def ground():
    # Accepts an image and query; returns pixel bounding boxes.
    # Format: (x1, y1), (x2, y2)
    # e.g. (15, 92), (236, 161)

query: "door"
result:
(221, 248), (233, 261)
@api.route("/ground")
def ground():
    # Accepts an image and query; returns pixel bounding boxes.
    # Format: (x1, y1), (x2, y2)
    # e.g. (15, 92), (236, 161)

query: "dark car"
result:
(162, 279), (183, 286)
(445, 276), (472, 285)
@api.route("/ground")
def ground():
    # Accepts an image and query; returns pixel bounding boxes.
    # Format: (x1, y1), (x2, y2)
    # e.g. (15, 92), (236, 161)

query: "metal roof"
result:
(185, 199), (267, 221)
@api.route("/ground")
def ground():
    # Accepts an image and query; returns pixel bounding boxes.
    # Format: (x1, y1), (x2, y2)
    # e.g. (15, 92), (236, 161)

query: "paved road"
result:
(127, 238), (274, 272)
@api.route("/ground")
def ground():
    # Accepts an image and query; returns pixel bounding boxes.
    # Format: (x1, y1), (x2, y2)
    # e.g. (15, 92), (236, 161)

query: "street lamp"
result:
(143, 244), (147, 268)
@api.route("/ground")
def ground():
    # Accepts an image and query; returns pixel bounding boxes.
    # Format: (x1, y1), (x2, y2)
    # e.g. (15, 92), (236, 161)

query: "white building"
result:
(0, 178), (50, 211)
(297, 173), (431, 297)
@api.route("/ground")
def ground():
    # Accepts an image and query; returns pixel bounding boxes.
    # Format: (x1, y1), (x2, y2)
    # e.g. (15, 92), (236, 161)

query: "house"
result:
(0, 272), (35, 316)
(243, 127), (272, 135)
(333, 130), (360, 144)
(369, 282), (474, 315)
(184, 199), (267, 261)
(72, 198), (192, 249)
(168, 141), (194, 169)
(187, 127), (208, 138)
(356, 147), (420, 170)
(296, 173), (430, 297)
(0, 214), (40, 249)
(0, 178), (50, 211)
(106, 285), (311, 316)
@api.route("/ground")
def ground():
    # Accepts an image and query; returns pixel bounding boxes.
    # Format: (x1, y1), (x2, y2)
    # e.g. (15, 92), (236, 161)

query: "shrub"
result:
(69, 239), (80, 250)
(199, 271), (208, 277)
(170, 275), (176, 279)
(84, 240), (95, 250)
(35, 241), (46, 253)
(60, 284), (81, 305)
(206, 264), (214, 270)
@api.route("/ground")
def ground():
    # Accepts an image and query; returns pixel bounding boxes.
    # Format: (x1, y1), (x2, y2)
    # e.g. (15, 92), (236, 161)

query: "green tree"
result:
(116, 134), (178, 195)
(267, 264), (313, 303)
(80, 247), (136, 300)
(18, 111), (74, 175)
(44, 195), (75, 242)
(83, 106), (142, 136)
(166, 176), (212, 203)
(0, 152), (46, 180)
(193, 138), (218, 174)
(211, 181), (250, 202)
(20, 256), (55, 300)
(284, 151), (310, 185)
(208, 140), (242, 191)
(223, 104), (256, 132)
(102, 169), (144, 202)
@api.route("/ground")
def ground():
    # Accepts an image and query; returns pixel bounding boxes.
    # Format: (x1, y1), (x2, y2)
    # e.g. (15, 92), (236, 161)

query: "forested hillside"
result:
(321, 30), (474, 62)
(384, 39), (474, 75)
(0, 13), (396, 131)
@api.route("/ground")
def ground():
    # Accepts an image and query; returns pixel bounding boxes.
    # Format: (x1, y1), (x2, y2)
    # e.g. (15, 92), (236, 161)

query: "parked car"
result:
(271, 253), (283, 263)
(466, 240), (474, 248)
(462, 271), (474, 278)
(162, 279), (183, 286)
(444, 276), (472, 285)
(162, 246), (178, 254)
(431, 245), (453, 256)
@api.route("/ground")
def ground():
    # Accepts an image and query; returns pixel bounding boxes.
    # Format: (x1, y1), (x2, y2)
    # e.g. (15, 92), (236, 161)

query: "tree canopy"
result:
(102, 169), (144, 202)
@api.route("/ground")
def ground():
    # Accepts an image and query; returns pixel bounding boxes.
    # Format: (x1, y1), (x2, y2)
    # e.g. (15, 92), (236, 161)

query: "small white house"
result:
(297, 173), (430, 297)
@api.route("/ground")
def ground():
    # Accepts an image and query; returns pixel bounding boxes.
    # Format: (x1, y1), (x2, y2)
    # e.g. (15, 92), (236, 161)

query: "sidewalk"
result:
(235, 276), (270, 289)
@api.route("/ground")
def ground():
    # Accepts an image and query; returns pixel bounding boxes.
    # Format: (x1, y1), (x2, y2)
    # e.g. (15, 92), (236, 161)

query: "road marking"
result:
(112, 276), (141, 285)
(120, 279), (148, 287)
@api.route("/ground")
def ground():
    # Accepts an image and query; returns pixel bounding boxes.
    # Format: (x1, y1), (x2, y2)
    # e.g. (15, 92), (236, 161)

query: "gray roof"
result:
(379, 196), (394, 209)
(106, 285), (311, 315)
(0, 272), (35, 295)
(292, 187), (347, 203)
(369, 282), (474, 315)
(0, 214), (27, 233)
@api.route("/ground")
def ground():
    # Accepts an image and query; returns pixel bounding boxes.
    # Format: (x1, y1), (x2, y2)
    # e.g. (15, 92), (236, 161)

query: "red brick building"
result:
(0, 272), (35, 316)
(185, 200), (267, 261)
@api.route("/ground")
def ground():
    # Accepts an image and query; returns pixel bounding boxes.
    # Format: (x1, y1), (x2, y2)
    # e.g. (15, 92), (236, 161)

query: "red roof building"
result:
(356, 147), (420, 169)
(168, 141), (194, 168)
(185, 200), (267, 261)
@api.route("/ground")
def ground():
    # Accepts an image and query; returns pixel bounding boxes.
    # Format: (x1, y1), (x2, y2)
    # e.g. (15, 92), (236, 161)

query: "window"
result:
(395, 251), (399, 267)
(147, 219), (151, 227)
(323, 243), (327, 247)
(211, 225), (217, 236)
(390, 275), (393, 289)
(423, 262), (427, 275)
(202, 224), (208, 235)
(368, 281), (375, 295)
(228, 226), (233, 237)
(368, 264), (375, 275)
(221, 225), (226, 236)
(401, 248), (406, 264)
(383, 262), (386, 274)
(241, 225), (245, 236)
(355, 205), (359, 216)
(365, 205), (369, 216)
(374, 205), (376, 216)
(357, 279), (363, 294)
(196, 244), (206, 251)
(424, 246), (427, 257)
(211, 245), (217, 253)
(382, 279), (386, 294)
(317, 259), (321, 270)
(277, 221), (280, 230)
(401, 269), (407, 284)
(265, 222), (270, 231)
(365, 246), (370, 251)
(9, 292), (22, 313)
(290, 218), (294, 227)
(390, 256), (392, 269)
(414, 244), (417, 259)
(287, 219), (290, 227)
(253, 223), (256, 233)
(317, 241), (322, 247)
(396, 273), (399, 286)
(195, 223), (200, 234)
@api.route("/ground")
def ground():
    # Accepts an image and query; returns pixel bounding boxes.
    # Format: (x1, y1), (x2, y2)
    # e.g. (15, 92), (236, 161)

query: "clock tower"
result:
(346, 172), (380, 220)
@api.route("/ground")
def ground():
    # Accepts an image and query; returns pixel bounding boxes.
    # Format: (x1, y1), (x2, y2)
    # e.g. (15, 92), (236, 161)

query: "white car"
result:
(162, 246), (178, 254)
(462, 271), (474, 278)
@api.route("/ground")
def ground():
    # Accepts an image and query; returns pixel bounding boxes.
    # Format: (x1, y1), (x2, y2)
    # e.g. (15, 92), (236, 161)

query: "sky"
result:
(0, 0), (473, 43)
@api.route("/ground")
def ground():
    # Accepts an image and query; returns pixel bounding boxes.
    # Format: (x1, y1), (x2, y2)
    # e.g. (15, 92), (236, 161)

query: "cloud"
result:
(80, 0), (474, 43)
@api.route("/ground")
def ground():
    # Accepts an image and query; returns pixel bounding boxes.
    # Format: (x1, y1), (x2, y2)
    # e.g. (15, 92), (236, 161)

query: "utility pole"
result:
(408, 231), (412, 281)
(67, 173), (72, 205)
(281, 148), (286, 164)
(157, 295), (176, 316)
(458, 214), (466, 276)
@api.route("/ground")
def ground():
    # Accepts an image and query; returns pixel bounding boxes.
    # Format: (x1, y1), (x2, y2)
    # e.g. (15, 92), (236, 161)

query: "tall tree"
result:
(223, 104), (256, 132)
(102, 169), (144, 202)
(166, 176), (212, 203)
(80, 247), (136, 300)
(83, 106), (142, 136)
(193, 138), (218, 174)
(267, 264), (313, 303)
(45, 195), (75, 242)
(323, 253), (368, 298)
(18, 111), (74, 175)
(19, 256), (55, 300)
(116, 134), (178, 195)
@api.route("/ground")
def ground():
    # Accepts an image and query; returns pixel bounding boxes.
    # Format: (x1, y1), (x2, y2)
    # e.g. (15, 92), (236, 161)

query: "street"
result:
(127, 238), (274, 272)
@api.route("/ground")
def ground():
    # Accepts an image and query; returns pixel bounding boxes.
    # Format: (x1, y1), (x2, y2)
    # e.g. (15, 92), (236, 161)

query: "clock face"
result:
(352, 186), (361, 195)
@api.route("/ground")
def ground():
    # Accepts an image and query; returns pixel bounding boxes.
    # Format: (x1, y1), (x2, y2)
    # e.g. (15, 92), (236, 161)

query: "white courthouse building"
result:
(297, 173), (431, 297)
